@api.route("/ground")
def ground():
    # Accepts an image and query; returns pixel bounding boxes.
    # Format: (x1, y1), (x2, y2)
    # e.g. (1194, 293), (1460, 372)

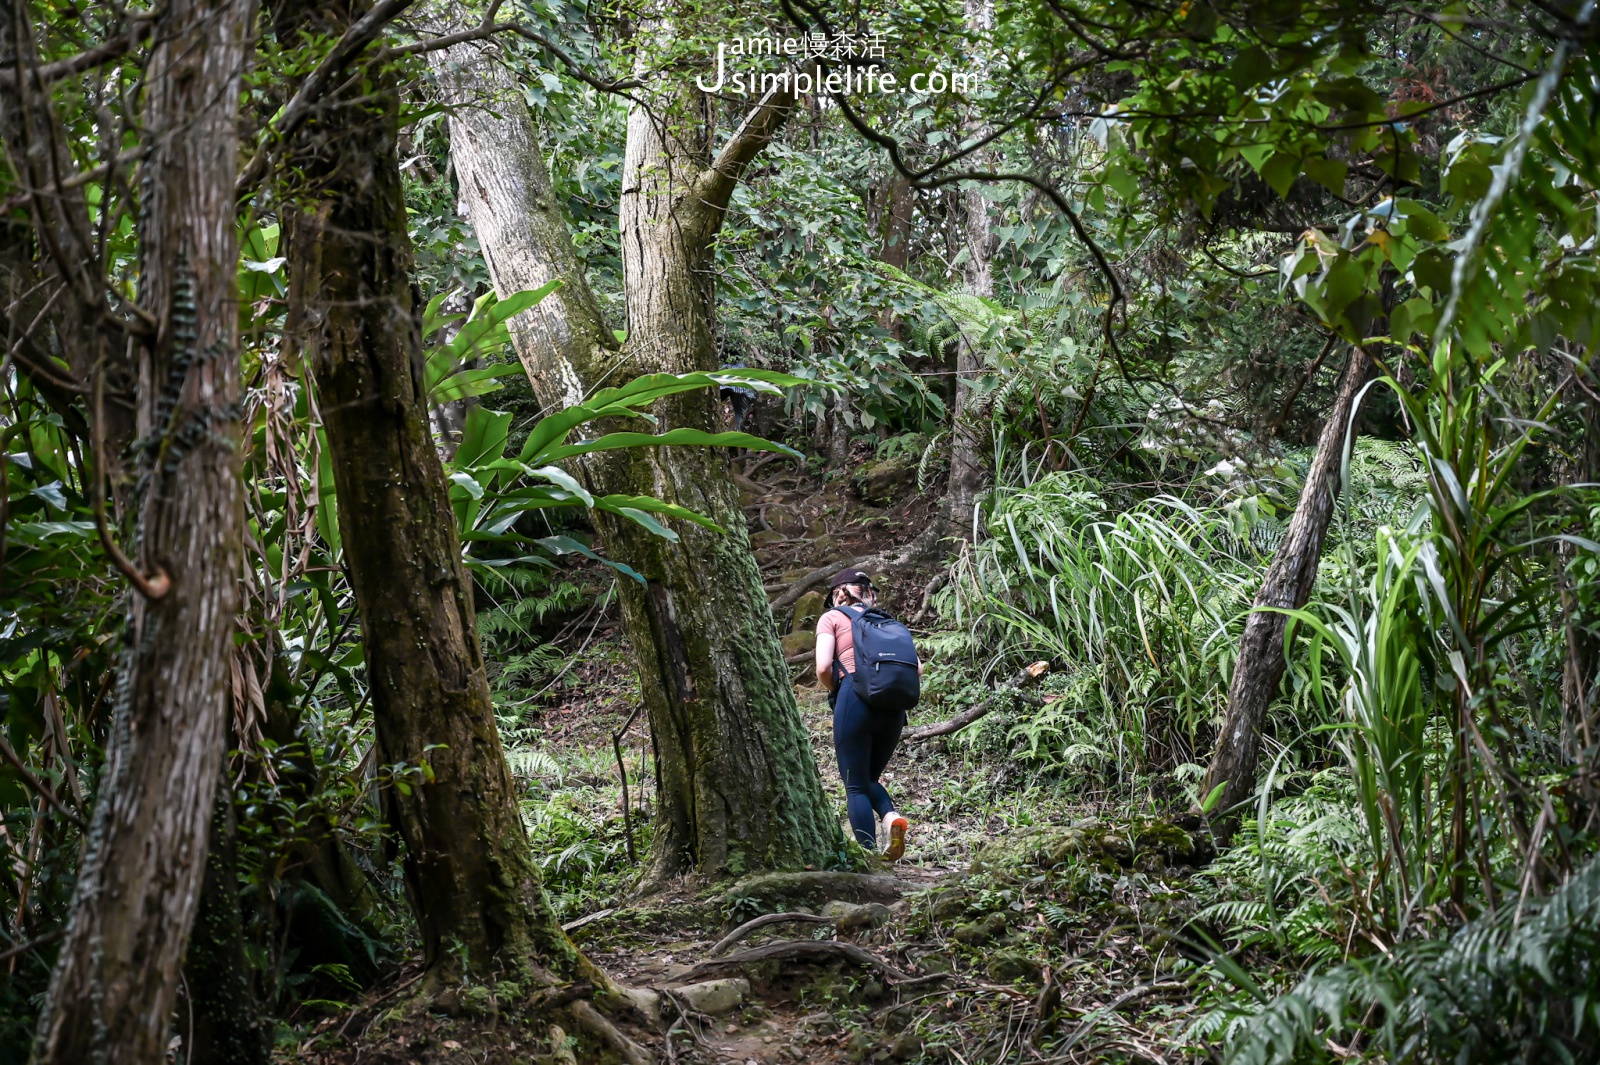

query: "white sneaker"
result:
(882, 813), (909, 862)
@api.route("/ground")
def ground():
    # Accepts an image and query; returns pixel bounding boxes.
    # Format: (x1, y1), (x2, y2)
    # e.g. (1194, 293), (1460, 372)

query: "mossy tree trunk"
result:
(275, 3), (573, 986)
(434, 43), (840, 884)
(31, 0), (252, 1059)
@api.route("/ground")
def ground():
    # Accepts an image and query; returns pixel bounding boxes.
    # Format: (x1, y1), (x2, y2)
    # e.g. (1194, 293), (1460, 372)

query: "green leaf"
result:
(1228, 45), (1272, 91)
(1395, 199), (1450, 242)
(595, 494), (721, 532)
(430, 364), (523, 405)
(1261, 151), (1300, 199)
(1411, 247), (1453, 294)
(453, 407), (512, 470)
(1302, 156), (1348, 197)
(527, 465), (594, 507)
(448, 280), (562, 362)
(542, 428), (802, 464)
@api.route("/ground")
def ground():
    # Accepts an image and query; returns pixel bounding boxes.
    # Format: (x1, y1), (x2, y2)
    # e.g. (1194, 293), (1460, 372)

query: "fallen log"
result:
(904, 661), (1050, 741)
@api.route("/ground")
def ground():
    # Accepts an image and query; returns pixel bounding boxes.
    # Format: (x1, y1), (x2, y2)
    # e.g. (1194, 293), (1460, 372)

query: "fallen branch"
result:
(561, 908), (616, 933)
(0, 928), (64, 965)
(909, 572), (948, 624)
(769, 554), (876, 611)
(673, 939), (914, 984)
(708, 912), (835, 957)
(785, 649), (815, 666)
(904, 661), (1050, 741)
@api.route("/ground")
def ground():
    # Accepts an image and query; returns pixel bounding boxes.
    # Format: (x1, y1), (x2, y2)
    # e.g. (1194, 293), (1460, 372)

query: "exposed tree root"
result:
(673, 939), (915, 984)
(769, 554), (878, 611)
(909, 571), (949, 624)
(570, 999), (653, 1065)
(708, 911), (835, 957)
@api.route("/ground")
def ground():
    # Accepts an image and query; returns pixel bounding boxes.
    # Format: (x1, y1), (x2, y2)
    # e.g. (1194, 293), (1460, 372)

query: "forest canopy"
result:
(2, 0), (1599, 1062)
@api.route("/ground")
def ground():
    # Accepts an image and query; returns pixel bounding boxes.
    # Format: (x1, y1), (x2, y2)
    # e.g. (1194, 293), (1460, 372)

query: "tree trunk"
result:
(877, 176), (915, 271)
(32, 0), (252, 1059)
(183, 769), (269, 1065)
(433, 43), (839, 884)
(1202, 345), (1374, 825)
(942, 0), (996, 541)
(278, 11), (572, 986)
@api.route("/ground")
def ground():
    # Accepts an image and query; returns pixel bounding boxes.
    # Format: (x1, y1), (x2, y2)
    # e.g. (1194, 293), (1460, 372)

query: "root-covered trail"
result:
(292, 688), (1214, 1064)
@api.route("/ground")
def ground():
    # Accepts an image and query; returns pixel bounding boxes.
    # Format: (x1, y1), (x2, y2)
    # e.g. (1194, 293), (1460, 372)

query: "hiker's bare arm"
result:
(815, 632), (837, 692)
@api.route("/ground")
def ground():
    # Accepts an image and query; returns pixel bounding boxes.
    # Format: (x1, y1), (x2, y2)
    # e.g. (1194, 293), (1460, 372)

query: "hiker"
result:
(815, 568), (923, 861)
(719, 360), (757, 431)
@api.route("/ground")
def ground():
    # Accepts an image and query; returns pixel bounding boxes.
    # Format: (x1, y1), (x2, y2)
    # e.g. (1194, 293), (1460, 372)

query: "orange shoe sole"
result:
(884, 817), (908, 862)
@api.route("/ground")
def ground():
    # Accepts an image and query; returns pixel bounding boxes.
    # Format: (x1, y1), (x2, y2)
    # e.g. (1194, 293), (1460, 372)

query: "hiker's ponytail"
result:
(831, 581), (875, 609)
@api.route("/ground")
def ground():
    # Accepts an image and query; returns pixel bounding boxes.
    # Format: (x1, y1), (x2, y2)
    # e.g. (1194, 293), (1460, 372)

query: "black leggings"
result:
(832, 673), (905, 848)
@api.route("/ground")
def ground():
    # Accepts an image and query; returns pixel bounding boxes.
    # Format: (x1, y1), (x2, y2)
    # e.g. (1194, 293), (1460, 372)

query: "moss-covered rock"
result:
(986, 950), (1042, 984)
(780, 631), (814, 658)
(971, 817), (1209, 877)
(851, 455), (916, 506)
(950, 912), (1008, 946)
(722, 870), (915, 915)
(790, 589), (827, 633)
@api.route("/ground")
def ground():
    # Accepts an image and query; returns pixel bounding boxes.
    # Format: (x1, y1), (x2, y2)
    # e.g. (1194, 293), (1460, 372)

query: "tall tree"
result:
(22, 0), (254, 1058)
(433, 40), (841, 885)
(1202, 345), (1375, 824)
(272, 0), (576, 985)
(944, 0), (997, 542)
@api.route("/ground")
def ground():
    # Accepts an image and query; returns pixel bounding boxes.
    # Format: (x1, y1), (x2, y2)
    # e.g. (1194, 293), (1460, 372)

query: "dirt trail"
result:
(293, 459), (1207, 1063)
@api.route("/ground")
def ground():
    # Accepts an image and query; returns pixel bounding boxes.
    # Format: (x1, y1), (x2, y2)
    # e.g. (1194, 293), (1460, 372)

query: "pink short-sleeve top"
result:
(816, 607), (856, 675)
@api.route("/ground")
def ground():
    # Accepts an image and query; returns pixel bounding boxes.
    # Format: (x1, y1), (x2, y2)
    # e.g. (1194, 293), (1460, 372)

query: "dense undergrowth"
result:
(6, 2), (1600, 1063)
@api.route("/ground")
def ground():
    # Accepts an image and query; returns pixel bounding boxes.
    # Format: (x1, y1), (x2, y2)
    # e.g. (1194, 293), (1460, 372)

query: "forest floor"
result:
(288, 454), (1226, 1064)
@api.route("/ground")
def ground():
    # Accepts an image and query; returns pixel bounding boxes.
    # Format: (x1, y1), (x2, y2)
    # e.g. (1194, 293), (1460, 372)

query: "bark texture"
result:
(32, 0), (252, 1059)
(429, 45), (619, 400)
(434, 42), (839, 883)
(279, 11), (571, 983)
(1202, 346), (1375, 823)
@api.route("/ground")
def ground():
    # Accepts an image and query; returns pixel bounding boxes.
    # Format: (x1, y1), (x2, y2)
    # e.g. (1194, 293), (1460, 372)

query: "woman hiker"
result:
(814, 568), (920, 861)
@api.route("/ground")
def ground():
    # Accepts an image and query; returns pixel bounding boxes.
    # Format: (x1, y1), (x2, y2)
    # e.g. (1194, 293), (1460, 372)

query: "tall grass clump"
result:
(940, 471), (1262, 772)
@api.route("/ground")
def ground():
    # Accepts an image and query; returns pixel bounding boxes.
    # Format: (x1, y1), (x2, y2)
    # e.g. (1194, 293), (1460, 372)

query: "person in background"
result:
(815, 568), (918, 861)
(719, 360), (757, 431)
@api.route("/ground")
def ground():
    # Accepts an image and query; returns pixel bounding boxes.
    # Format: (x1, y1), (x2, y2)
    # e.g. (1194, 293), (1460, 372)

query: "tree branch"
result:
(905, 661), (1050, 742)
(20, 17), (153, 83)
(697, 81), (802, 214)
(382, 21), (641, 93)
(0, 733), (84, 830)
(236, 0), (415, 196)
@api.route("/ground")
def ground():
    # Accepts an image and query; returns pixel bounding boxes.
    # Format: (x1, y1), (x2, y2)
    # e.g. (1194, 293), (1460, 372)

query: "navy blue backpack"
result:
(830, 604), (921, 713)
